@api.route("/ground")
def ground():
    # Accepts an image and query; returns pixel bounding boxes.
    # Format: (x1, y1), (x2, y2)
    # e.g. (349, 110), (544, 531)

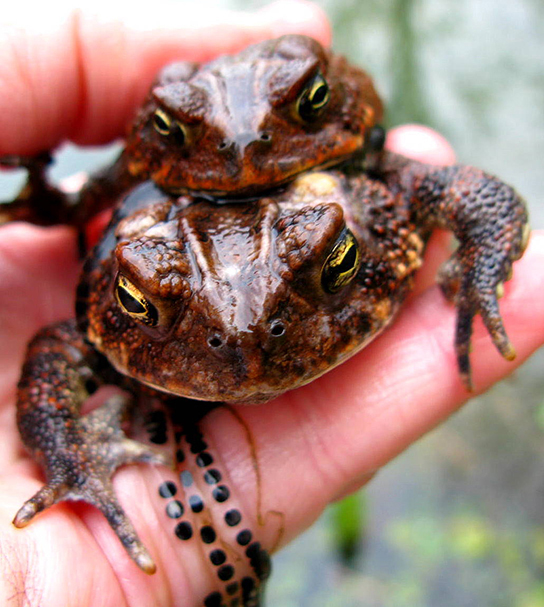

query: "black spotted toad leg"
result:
(14, 319), (167, 573)
(377, 151), (530, 388)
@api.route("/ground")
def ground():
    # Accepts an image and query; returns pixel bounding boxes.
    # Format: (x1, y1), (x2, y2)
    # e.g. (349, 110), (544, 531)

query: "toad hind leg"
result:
(14, 320), (167, 574)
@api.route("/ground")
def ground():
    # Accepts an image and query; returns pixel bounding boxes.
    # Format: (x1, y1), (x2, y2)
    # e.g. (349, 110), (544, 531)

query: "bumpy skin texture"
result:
(3, 35), (529, 601)
(14, 322), (164, 574)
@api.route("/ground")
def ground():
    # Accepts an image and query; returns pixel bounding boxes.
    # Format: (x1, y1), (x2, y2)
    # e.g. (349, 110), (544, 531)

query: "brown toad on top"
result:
(1, 36), (529, 585)
(122, 35), (381, 196)
(1, 35), (382, 222)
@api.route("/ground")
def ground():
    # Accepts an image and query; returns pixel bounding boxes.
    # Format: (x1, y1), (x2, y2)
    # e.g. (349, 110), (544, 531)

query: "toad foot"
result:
(14, 394), (168, 574)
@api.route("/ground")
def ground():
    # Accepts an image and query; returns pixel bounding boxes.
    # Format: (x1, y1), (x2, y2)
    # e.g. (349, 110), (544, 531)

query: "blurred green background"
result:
(2, 1), (544, 605)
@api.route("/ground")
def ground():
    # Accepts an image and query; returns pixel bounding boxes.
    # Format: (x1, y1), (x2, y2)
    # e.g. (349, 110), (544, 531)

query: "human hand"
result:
(1, 4), (544, 606)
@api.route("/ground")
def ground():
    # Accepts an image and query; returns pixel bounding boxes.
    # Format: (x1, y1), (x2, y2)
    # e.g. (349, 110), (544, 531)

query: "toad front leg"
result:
(14, 320), (166, 573)
(0, 152), (135, 227)
(377, 151), (530, 388)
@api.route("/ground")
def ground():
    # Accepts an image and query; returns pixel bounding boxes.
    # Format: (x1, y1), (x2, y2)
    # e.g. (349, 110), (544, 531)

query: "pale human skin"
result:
(1, 4), (543, 606)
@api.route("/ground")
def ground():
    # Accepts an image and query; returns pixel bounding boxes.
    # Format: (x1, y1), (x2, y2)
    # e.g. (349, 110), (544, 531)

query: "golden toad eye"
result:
(152, 109), (186, 145)
(153, 109), (172, 135)
(115, 275), (159, 327)
(321, 228), (361, 294)
(296, 71), (330, 123)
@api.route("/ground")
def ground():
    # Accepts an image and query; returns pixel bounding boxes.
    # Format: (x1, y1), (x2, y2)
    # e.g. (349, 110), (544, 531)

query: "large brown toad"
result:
(1, 35), (529, 599)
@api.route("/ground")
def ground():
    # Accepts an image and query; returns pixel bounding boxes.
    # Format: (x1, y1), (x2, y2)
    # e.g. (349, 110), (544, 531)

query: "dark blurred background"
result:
(1, 1), (543, 605)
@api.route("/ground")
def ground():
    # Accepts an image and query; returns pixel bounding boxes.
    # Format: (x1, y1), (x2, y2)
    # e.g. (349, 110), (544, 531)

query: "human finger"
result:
(386, 124), (457, 165)
(4, 235), (540, 605)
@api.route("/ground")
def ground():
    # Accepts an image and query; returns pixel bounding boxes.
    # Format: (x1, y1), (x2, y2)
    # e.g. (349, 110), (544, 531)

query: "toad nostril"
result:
(208, 335), (223, 348)
(270, 321), (285, 337)
(217, 139), (236, 154)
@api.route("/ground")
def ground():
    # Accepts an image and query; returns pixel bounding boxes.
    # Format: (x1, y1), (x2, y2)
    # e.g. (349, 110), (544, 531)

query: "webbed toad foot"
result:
(437, 220), (531, 389)
(14, 393), (168, 574)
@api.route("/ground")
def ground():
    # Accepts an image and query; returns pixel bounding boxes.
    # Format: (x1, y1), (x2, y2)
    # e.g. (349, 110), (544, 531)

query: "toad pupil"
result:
(321, 229), (362, 294)
(115, 275), (159, 327)
(297, 71), (330, 122)
(1, 34), (529, 602)
(152, 108), (186, 146)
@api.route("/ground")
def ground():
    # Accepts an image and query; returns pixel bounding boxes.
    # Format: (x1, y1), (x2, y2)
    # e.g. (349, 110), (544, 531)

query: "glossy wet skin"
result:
(123, 35), (382, 197)
(80, 172), (422, 403)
